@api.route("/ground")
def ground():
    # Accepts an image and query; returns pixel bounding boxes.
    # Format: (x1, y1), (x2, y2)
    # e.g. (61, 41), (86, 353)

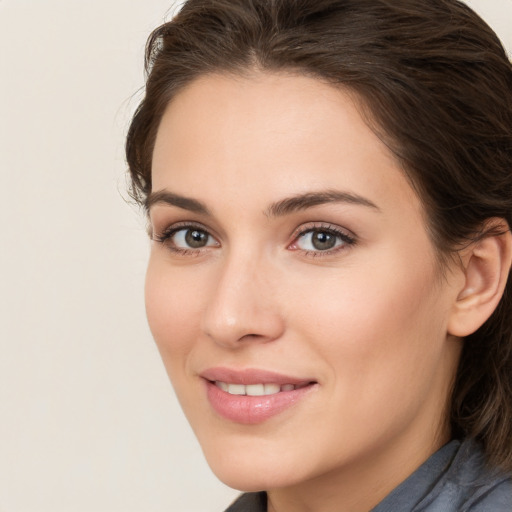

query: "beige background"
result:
(0, 1), (510, 511)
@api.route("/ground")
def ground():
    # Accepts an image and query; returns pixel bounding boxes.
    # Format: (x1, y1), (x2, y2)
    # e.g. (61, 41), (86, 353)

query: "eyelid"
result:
(153, 221), (220, 253)
(288, 222), (357, 256)
(290, 221), (356, 241)
(152, 220), (356, 258)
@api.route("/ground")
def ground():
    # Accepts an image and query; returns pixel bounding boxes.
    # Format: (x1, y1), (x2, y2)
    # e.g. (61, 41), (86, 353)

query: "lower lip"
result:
(205, 380), (316, 424)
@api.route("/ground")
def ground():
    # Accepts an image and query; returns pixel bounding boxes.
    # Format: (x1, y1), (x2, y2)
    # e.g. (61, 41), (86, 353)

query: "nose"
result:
(201, 252), (285, 348)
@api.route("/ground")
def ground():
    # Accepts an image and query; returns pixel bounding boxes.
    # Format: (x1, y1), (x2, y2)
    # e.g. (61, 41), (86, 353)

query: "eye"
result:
(154, 224), (219, 253)
(299, 230), (340, 251)
(173, 227), (215, 249)
(289, 224), (356, 255)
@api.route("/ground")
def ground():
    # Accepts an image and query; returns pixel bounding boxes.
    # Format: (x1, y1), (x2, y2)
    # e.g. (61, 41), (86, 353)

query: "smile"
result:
(201, 368), (317, 424)
(214, 381), (307, 396)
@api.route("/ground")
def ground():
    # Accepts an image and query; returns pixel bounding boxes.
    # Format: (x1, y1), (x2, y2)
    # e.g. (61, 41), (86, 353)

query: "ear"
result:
(448, 219), (512, 338)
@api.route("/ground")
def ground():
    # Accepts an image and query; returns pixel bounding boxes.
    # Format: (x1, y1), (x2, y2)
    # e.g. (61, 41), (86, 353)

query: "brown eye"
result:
(293, 227), (355, 253)
(310, 231), (337, 251)
(164, 227), (218, 250)
(184, 229), (210, 248)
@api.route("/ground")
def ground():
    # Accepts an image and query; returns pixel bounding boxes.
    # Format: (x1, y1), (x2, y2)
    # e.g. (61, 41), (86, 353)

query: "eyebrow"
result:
(265, 190), (380, 217)
(146, 189), (380, 216)
(145, 190), (210, 215)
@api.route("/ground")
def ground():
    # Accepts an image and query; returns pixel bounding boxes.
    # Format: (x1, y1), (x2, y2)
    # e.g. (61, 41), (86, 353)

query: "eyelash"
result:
(153, 221), (357, 258)
(153, 222), (216, 257)
(289, 223), (356, 258)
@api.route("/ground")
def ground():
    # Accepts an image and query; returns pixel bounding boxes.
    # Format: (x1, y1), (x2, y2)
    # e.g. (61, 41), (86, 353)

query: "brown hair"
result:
(126, 0), (512, 471)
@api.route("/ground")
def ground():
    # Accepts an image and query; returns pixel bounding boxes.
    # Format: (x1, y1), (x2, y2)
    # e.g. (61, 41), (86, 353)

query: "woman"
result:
(126, 1), (512, 510)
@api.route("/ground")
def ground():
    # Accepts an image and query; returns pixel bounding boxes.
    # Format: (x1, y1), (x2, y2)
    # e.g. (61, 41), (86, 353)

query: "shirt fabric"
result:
(224, 439), (512, 511)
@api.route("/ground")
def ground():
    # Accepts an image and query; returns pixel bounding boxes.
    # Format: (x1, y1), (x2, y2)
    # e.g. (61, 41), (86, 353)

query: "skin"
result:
(146, 72), (467, 512)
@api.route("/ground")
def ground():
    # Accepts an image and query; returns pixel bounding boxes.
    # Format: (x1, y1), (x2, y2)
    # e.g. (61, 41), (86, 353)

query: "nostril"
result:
(201, 291), (285, 347)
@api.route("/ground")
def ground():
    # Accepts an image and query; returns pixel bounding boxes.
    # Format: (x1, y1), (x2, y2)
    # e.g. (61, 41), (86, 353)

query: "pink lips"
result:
(200, 367), (317, 424)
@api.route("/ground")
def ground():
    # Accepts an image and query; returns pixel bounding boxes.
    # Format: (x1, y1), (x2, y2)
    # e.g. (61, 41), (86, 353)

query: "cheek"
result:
(144, 256), (204, 368)
(281, 256), (450, 452)
(289, 246), (446, 380)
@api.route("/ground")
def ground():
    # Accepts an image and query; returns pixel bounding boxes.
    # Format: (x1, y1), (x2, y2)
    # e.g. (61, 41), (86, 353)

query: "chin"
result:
(201, 441), (306, 492)
(209, 463), (290, 492)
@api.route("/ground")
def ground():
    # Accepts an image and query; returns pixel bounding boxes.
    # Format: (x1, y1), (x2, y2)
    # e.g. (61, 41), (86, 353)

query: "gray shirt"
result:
(224, 439), (511, 511)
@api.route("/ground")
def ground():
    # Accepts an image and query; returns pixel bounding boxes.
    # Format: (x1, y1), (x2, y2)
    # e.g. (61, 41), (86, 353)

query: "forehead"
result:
(151, 71), (422, 220)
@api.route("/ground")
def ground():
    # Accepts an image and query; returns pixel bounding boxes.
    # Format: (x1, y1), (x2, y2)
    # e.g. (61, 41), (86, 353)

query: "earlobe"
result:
(448, 220), (512, 338)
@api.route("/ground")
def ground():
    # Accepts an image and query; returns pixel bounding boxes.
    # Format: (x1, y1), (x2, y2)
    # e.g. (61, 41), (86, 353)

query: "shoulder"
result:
(373, 439), (511, 512)
(420, 439), (511, 512)
(462, 478), (511, 512)
(224, 492), (267, 512)
(446, 439), (511, 512)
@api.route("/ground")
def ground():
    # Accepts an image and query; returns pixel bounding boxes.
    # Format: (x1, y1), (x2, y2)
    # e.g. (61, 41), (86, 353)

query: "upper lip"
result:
(200, 367), (316, 386)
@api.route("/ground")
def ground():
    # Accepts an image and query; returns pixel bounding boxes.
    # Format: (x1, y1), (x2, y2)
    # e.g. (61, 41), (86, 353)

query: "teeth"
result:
(227, 384), (245, 395)
(217, 381), (229, 392)
(246, 384), (265, 396)
(215, 381), (299, 395)
(264, 383), (281, 395)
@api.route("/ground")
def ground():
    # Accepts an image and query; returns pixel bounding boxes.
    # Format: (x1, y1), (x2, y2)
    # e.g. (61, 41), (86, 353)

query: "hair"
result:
(126, 0), (512, 471)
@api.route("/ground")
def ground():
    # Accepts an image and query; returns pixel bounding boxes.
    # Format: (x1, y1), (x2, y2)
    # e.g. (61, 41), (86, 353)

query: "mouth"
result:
(213, 381), (311, 396)
(200, 368), (317, 424)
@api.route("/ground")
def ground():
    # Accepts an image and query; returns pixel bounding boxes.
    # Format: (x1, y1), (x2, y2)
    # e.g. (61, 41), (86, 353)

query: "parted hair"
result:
(126, 0), (512, 471)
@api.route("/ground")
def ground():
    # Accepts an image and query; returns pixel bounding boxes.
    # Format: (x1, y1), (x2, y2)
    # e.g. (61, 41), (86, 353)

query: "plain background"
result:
(0, 1), (511, 511)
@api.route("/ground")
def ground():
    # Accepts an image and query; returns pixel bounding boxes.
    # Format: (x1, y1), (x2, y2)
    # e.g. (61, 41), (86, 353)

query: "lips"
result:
(200, 367), (317, 424)
(214, 381), (308, 396)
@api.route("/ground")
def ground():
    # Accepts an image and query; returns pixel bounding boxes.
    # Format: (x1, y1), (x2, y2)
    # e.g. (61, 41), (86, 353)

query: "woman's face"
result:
(146, 72), (463, 493)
